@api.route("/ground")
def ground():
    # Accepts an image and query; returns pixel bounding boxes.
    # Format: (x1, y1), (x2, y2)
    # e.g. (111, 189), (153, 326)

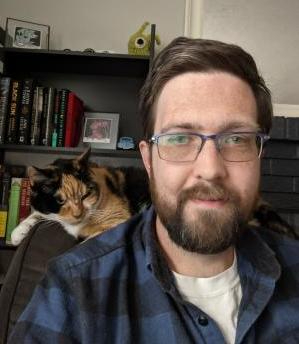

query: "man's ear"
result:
(139, 140), (151, 178)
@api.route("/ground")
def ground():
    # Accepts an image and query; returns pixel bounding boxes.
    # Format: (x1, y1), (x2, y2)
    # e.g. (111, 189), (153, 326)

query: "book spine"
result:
(6, 80), (22, 144)
(42, 87), (55, 146)
(64, 92), (75, 147)
(0, 168), (9, 242)
(0, 77), (11, 144)
(19, 177), (31, 222)
(0, 210), (8, 242)
(1, 171), (11, 208)
(73, 98), (84, 146)
(30, 86), (44, 145)
(51, 91), (61, 147)
(40, 87), (49, 145)
(57, 89), (69, 147)
(64, 93), (84, 147)
(18, 79), (35, 144)
(6, 177), (22, 245)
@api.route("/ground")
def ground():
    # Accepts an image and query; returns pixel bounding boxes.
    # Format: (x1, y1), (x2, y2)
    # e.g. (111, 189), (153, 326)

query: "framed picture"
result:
(83, 112), (120, 149)
(5, 18), (50, 49)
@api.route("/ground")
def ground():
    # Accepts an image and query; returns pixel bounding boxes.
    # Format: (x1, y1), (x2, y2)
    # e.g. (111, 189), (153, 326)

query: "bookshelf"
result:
(0, 47), (150, 154)
(0, 43), (153, 282)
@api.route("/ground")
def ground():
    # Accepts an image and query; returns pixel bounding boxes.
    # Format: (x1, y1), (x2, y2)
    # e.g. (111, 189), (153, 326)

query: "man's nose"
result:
(192, 139), (227, 181)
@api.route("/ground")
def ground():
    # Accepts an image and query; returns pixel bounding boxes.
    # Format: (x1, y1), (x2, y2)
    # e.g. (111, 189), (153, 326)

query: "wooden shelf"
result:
(0, 144), (141, 159)
(0, 48), (150, 78)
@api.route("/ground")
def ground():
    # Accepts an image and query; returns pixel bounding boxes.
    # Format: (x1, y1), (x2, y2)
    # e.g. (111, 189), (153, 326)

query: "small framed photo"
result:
(5, 18), (50, 49)
(83, 112), (120, 149)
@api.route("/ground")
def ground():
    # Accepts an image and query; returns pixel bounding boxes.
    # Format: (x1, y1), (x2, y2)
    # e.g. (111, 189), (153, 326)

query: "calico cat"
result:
(11, 147), (298, 246)
(11, 147), (150, 245)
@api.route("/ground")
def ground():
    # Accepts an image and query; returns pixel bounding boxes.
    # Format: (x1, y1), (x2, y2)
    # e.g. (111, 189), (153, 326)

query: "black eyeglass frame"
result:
(149, 131), (270, 162)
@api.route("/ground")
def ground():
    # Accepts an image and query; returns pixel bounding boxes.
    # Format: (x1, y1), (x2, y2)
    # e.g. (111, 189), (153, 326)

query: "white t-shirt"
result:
(173, 253), (242, 344)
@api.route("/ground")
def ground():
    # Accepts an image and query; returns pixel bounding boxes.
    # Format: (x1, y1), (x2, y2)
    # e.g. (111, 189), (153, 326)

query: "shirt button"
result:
(198, 315), (209, 326)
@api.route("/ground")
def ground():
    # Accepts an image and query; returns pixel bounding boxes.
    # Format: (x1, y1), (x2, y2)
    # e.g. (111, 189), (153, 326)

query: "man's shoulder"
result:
(51, 211), (147, 272)
(255, 227), (299, 266)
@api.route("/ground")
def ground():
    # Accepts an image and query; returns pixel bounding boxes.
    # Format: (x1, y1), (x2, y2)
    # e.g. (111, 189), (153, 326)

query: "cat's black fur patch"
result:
(30, 169), (62, 214)
(119, 167), (150, 214)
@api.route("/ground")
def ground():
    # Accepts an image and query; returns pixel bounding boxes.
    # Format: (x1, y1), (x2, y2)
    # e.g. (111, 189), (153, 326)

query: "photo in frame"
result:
(5, 18), (50, 49)
(82, 112), (120, 149)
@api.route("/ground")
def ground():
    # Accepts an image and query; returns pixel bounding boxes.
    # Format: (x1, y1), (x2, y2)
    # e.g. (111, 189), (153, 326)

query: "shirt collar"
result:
(142, 206), (177, 294)
(142, 206), (281, 293)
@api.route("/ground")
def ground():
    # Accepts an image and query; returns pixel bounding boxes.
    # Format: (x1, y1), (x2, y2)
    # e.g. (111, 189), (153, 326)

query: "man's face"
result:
(140, 71), (261, 254)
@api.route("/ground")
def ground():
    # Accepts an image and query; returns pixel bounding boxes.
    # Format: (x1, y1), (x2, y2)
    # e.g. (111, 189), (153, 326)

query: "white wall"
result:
(1, 0), (299, 113)
(201, 0), (299, 107)
(0, 0), (185, 53)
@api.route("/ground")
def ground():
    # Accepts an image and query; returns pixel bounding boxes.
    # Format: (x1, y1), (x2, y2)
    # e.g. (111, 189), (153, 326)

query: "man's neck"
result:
(155, 217), (235, 278)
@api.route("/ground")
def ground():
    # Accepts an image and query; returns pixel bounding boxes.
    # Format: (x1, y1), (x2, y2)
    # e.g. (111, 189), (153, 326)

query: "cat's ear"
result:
(75, 146), (91, 169)
(27, 166), (49, 186)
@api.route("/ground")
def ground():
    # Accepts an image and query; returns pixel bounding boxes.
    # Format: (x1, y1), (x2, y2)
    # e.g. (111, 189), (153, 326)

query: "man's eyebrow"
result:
(160, 120), (260, 134)
(160, 123), (195, 133)
(218, 121), (260, 132)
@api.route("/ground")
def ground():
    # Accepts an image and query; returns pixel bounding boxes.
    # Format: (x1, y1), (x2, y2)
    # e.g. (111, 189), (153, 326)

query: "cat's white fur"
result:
(11, 211), (85, 246)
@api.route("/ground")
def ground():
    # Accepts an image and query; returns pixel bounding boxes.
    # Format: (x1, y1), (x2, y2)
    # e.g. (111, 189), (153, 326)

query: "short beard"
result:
(150, 176), (251, 255)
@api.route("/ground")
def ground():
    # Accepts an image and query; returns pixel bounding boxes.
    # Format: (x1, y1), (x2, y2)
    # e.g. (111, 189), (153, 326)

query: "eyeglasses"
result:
(149, 132), (270, 162)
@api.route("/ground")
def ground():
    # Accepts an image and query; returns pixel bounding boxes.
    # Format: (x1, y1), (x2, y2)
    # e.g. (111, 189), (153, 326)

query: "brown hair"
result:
(139, 37), (273, 139)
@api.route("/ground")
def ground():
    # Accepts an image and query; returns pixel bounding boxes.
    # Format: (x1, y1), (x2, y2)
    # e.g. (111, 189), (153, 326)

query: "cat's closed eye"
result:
(81, 190), (92, 200)
(57, 198), (65, 205)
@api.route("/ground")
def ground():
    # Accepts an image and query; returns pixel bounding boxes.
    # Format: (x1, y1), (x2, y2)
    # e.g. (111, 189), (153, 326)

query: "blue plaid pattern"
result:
(9, 206), (299, 343)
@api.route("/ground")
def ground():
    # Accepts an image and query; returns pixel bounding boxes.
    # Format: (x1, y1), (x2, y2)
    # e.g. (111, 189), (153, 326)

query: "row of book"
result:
(0, 164), (30, 246)
(0, 76), (84, 147)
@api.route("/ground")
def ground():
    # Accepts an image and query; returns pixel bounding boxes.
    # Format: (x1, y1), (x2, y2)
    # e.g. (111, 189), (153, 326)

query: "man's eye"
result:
(165, 135), (190, 145)
(223, 135), (247, 145)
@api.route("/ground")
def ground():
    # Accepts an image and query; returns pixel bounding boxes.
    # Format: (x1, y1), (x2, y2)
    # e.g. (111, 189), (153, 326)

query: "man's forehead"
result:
(152, 72), (258, 134)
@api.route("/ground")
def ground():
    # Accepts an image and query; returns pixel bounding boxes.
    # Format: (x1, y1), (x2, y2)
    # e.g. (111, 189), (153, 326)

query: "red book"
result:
(64, 92), (84, 147)
(19, 177), (31, 222)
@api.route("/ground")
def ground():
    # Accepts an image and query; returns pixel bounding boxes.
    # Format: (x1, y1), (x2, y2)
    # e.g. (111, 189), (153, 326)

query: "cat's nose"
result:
(72, 204), (83, 218)
(73, 211), (83, 219)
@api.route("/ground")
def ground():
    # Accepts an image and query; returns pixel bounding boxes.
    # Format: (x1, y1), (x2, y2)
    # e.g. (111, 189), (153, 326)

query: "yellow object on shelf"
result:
(128, 22), (161, 56)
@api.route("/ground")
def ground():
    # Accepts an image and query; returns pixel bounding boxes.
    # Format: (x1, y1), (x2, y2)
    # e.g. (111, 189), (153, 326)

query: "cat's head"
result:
(28, 147), (99, 224)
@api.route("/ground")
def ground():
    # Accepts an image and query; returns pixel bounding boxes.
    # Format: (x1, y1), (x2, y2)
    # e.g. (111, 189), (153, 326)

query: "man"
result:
(9, 38), (299, 343)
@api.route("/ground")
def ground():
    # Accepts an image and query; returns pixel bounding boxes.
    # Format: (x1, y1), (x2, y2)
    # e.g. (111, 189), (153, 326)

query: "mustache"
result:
(179, 183), (232, 203)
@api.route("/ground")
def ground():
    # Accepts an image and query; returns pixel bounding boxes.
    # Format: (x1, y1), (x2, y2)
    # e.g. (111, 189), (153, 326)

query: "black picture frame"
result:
(5, 18), (50, 50)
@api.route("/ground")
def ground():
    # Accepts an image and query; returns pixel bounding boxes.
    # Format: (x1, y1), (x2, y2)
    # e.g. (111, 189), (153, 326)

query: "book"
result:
(5, 164), (27, 178)
(0, 77), (11, 144)
(30, 86), (44, 145)
(64, 92), (84, 147)
(41, 87), (56, 146)
(18, 79), (35, 144)
(0, 167), (9, 243)
(19, 177), (31, 222)
(1, 171), (11, 208)
(5, 177), (22, 245)
(40, 87), (49, 144)
(6, 79), (22, 144)
(0, 210), (8, 243)
(57, 89), (70, 147)
(51, 91), (61, 147)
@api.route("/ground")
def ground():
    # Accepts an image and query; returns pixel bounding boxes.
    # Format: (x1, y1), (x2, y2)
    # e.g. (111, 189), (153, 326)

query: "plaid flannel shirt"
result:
(9, 206), (299, 343)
